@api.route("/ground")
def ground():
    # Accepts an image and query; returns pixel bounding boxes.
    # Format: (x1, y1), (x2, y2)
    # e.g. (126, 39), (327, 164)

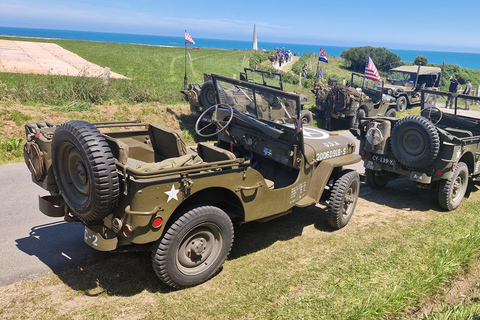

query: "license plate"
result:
(372, 155), (396, 167)
(84, 226), (118, 251)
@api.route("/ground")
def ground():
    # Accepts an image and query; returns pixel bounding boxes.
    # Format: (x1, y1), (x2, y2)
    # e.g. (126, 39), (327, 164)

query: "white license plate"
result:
(372, 155), (396, 167)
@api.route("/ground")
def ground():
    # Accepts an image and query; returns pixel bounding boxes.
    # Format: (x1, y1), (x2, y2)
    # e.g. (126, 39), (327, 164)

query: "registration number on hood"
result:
(316, 148), (347, 161)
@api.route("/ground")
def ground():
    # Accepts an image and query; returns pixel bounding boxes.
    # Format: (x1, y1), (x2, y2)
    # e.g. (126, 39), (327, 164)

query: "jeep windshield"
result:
(244, 68), (283, 90)
(351, 73), (383, 93)
(211, 74), (300, 129)
(386, 71), (416, 86)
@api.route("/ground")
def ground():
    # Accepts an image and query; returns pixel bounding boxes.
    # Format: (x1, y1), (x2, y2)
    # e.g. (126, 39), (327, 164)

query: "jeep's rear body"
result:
(314, 73), (395, 126)
(356, 89), (480, 196)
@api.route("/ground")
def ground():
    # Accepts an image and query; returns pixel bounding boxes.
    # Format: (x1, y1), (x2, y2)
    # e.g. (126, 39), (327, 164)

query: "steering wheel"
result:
(195, 104), (235, 138)
(420, 106), (442, 125)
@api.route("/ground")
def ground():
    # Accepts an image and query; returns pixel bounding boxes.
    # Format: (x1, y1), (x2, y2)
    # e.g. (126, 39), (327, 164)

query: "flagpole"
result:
(184, 30), (188, 90)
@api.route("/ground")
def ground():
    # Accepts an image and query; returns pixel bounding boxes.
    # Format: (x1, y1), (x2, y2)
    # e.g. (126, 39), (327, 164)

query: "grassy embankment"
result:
(3, 38), (480, 319)
(0, 36), (355, 163)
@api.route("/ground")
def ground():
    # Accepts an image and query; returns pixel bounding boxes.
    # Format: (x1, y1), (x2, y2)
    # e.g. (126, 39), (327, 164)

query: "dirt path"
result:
(0, 39), (127, 78)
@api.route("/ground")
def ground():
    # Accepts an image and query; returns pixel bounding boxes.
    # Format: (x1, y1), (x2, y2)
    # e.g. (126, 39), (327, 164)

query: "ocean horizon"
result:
(1, 26), (479, 70)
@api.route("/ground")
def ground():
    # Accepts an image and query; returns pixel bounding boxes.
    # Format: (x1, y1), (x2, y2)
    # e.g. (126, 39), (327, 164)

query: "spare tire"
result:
(301, 109), (313, 126)
(200, 80), (226, 109)
(51, 121), (120, 223)
(391, 115), (440, 169)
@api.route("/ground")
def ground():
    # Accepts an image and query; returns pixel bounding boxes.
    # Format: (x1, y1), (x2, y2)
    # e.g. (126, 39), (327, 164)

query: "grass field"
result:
(3, 37), (480, 319)
(2, 177), (480, 319)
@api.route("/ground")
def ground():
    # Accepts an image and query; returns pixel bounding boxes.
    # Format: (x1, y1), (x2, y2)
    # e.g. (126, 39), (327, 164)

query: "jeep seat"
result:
(148, 123), (187, 161)
(197, 142), (236, 162)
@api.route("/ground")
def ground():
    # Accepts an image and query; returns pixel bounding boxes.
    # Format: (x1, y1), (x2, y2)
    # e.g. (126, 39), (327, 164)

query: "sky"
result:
(1, 0), (479, 53)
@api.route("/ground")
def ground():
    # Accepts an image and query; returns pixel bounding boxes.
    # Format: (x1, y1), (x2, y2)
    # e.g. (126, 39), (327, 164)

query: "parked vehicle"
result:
(24, 73), (361, 289)
(313, 73), (396, 129)
(352, 89), (480, 210)
(383, 65), (442, 112)
(181, 68), (314, 126)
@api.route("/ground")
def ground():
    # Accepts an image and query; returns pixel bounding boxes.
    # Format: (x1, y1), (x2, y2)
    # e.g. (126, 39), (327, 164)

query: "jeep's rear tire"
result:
(152, 205), (234, 289)
(327, 170), (360, 229)
(301, 109), (313, 126)
(365, 169), (390, 189)
(200, 80), (226, 109)
(438, 162), (468, 211)
(51, 121), (119, 222)
(350, 108), (366, 129)
(391, 115), (440, 169)
(396, 96), (407, 112)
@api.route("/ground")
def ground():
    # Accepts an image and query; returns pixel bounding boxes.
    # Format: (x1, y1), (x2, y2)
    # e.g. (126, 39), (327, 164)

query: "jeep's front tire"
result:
(438, 162), (469, 211)
(51, 121), (119, 223)
(396, 96), (407, 112)
(152, 205), (234, 289)
(327, 170), (360, 229)
(391, 115), (440, 169)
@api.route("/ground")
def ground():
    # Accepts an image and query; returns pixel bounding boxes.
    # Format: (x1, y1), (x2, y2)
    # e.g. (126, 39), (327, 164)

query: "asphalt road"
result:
(0, 130), (362, 287)
(0, 162), (108, 286)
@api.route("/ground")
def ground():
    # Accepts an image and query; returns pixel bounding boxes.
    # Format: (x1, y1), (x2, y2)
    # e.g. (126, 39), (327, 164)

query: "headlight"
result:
(387, 89), (393, 95)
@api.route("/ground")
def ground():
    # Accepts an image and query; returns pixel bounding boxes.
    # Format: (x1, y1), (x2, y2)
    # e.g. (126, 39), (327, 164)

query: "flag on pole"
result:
(319, 47), (328, 63)
(185, 32), (195, 45)
(365, 55), (382, 82)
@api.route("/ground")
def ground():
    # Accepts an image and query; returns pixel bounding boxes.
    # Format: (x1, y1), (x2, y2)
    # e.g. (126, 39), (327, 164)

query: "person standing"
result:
(302, 63), (308, 78)
(446, 75), (460, 108)
(464, 79), (472, 110)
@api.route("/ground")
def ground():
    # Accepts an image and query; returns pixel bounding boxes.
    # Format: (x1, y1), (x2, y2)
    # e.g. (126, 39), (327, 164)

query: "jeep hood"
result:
(302, 127), (355, 164)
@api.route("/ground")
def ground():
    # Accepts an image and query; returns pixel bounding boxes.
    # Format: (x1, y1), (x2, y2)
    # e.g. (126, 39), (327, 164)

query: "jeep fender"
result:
(306, 153), (361, 203)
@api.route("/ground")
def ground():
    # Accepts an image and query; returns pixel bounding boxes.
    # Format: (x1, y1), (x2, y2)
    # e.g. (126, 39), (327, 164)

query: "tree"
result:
(341, 46), (401, 73)
(414, 55), (428, 66)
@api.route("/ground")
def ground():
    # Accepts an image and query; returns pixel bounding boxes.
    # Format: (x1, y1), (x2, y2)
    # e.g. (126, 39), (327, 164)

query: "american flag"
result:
(319, 47), (328, 63)
(185, 32), (195, 45)
(365, 56), (382, 82)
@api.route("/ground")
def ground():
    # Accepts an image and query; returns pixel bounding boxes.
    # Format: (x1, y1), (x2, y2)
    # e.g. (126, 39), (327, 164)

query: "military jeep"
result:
(24, 73), (361, 289)
(181, 68), (314, 126)
(313, 73), (396, 129)
(384, 66), (442, 112)
(353, 89), (480, 211)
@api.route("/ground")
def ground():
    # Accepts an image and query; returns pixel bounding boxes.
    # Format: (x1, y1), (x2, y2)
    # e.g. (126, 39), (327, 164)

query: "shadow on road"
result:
(14, 203), (339, 295)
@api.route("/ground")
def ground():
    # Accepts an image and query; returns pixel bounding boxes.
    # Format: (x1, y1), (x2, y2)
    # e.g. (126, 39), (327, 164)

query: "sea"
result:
(1, 26), (479, 70)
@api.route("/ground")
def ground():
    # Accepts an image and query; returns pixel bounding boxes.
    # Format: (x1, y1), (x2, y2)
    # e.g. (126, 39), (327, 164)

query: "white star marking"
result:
(456, 150), (461, 159)
(165, 185), (180, 203)
(302, 127), (329, 140)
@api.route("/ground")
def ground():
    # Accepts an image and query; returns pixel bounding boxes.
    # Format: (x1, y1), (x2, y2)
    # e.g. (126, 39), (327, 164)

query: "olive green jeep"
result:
(352, 89), (480, 211)
(384, 66), (442, 112)
(181, 68), (314, 126)
(24, 73), (360, 289)
(313, 73), (397, 129)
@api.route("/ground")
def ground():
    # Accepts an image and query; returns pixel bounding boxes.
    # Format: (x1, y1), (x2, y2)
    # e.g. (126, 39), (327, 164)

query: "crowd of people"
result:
(269, 48), (298, 68)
